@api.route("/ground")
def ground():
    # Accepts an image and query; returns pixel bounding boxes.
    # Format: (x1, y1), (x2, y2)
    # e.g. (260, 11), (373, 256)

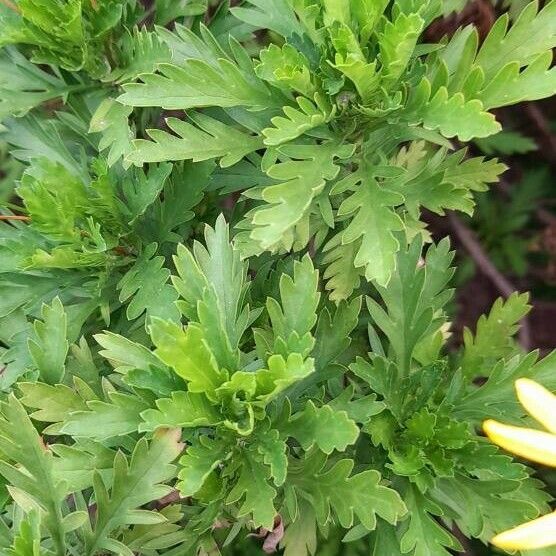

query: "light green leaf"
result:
(118, 243), (179, 323)
(328, 23), (379, 103)
(0, 395), (68, 554)
(172, 215), (253, 370)
(378, 12), (424, 86)
(149, 319), (227, 398)
(286, 401), (359, 454)
(128, 113), (263, 166)
(249, 143), (354, 250)
(352, 0), (389, 44)
(61, 392), (149, 440)
(27, 297), (68, 384)
(255, 353), (314, 402)
(419, 84), (501, 141)
(256, 43), (315, 96)
(226, 450), (277, 529)
(89, 99), (134, 168)
(337, 176), (404, 286)
(119, 60), (274, 110)
(266, 255), (320, 357)
(460, 292), (531, 380)
(84, 429), (182, 556)
(140, 391), (221, 431)
(178, 435), (232, 497)
(105, 27), (172, 83)
(262, 95), (334, 146)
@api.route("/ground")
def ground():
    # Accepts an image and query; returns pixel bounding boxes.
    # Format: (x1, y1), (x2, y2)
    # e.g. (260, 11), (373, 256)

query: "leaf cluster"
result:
(0, 1), (555, 555)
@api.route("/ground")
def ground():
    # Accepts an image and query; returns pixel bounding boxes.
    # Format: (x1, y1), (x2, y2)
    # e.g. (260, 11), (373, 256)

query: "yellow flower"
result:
(483, 378), (556, 551)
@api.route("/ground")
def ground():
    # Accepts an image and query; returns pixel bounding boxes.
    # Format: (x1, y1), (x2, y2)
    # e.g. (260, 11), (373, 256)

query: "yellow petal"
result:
(515, 378), (556, 434)
(492, 511), (556, 550)
(483, 419), (556, 467)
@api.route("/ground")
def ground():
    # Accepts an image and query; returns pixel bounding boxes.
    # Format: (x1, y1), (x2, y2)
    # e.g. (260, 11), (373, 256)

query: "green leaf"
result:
(378, 12), (424, 86)
(329, 386), (385, 424)
(226, 449), (277, 529)
(50, 440), (116, 493)
(0, 47), (70, 121)
(178, 435), (232, 497)
(400, 486), (461, 556)
(249, 142), (354, 250)
(149, 319), (227, 398)
(336, 176), (404, 286)
(365, 238), (454, 372)
(139, 161), (211, 244)
(61, 392), (149, 440)
(84, 429), (182, 556)
(5, 510), (42, 556)
(478, 51), (556, 109)
(322, 235), (363, 301)
(286, 401), (359, 454)
(267, 255), (320, 357)
(89, 99), (134, 168)
(120, 163), (173, 223)
(128, 112), (263, 166)
(119, 60), (275, 110)
(451, 353), (536, 422)
(290, 452), (407, 530)
(417, 83), (501, 141)
(474, 2), (556, 82)
(139, 391), (221, 431)
(255, 427), (288, 487)
(313, 297), (362, 371)
(18, 382), (87, 423)
(105, 27), (172, 83)
(95, 331), (167, 375)
(475, 130), (537, 155)
(230, 0), (306, 38)
(432, 474), (541, 543)
(118, 243), (180, 323)
(262, 95), (334, 146)
(460, 292), (530, 379)
(27, 297), (68, 384)
(281, 497), (318, 556)
(3, 115), (86, 181)
(172, 215), (253, 370)
(0, 395), (67, 555)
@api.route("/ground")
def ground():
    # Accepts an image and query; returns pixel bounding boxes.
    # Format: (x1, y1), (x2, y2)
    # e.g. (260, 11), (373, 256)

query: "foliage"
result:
(0, 0), (555, 555)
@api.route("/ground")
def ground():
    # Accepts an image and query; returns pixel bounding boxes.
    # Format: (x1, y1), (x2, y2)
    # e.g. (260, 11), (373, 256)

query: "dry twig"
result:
(448, 213), (532, 349)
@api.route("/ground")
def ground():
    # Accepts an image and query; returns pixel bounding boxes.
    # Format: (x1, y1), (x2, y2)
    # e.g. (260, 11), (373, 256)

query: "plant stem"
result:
(449, 212), (532, 349)
(0, 215), (30, 221)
